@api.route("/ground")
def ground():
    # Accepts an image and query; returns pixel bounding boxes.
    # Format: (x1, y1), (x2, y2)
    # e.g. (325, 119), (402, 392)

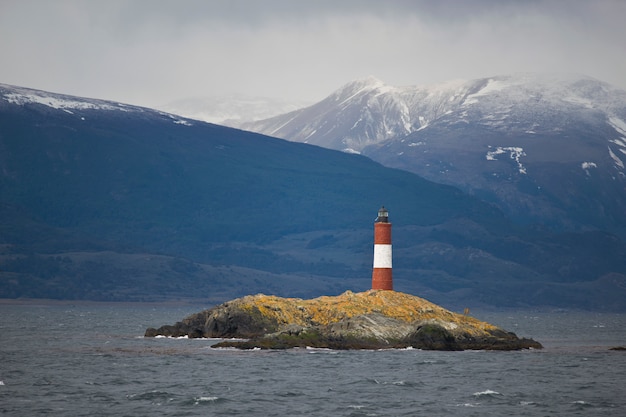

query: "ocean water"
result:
(1, 302), (625, 416)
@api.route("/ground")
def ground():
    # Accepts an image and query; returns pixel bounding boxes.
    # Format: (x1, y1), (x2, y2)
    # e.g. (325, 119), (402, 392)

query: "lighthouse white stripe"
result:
(373, 244), (392, 268)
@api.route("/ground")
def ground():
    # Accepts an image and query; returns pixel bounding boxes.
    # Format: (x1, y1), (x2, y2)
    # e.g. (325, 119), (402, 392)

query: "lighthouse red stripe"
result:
(372, 268), (393, 290)
(374, 223), (391, 244)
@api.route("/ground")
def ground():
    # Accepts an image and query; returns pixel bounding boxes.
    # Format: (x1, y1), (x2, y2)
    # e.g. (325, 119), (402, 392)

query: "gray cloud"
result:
(1, 0), (625, 106)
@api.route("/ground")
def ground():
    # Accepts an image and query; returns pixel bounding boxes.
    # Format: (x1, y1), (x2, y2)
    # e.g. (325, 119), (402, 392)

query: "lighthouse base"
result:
(372, 268), (393, 290)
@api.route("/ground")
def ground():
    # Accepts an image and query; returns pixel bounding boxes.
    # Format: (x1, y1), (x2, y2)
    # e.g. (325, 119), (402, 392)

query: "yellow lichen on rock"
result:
(233, 290), (499, 336)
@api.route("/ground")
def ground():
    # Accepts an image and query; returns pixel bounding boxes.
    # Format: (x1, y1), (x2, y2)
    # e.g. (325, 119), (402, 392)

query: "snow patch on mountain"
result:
(581, 162), (599, 177)
(153, 110), (194, 126)
(562, 94), (595, 108)
(2, 91), (123, 112)
(609, 116), (626, 136)
(609, 147), (625, 169)
(486, 146), (527, 174)
(582, 162), (598, 177)
(606, 118), (626, 167)
(0, 83), (201, 128)
(335, 78), (387, 106)
(463, 78), (507, 106)
(611, 138), (626, 147)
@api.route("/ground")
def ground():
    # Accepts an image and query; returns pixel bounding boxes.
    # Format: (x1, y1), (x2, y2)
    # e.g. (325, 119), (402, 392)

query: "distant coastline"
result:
(0, 298), (211, 307)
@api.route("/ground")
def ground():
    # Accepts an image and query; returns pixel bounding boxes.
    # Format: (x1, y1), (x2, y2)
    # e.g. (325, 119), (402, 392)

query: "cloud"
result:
(1, 0), (625, 106)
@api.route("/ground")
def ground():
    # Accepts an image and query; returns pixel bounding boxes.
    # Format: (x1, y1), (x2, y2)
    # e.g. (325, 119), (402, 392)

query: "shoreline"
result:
(0, 297), (215, 308)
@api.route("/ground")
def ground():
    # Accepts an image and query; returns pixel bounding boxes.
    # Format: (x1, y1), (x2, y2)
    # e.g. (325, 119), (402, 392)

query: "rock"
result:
(404, 322), (460, 351)
(324, 313), (414, 341)
(144, 290), (542, 350)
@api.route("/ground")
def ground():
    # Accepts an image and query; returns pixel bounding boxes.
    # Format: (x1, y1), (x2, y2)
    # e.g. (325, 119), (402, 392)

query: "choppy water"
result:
(1, 302), (625, 416)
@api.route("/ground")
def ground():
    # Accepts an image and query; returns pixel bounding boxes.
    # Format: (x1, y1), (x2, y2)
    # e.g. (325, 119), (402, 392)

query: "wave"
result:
(473, 389), (501, 397)
(368, 378), (420, 387)
(153, 335), (188, 339)
(194, 396), (220, 405)
(127, 390), (176, 403)
(305, 346), (339, 354)
(456, 402), (479, 407)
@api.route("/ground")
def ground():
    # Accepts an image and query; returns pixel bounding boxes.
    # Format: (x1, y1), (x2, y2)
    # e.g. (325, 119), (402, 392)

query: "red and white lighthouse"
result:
(372, 206), (393, 290)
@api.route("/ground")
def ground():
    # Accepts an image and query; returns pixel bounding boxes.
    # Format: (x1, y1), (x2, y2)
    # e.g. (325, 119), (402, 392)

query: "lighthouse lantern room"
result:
(376, 206), (389, 222)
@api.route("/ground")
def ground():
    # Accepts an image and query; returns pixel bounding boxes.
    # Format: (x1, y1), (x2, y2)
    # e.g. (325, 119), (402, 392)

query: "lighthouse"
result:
(372, 206), (393, 290)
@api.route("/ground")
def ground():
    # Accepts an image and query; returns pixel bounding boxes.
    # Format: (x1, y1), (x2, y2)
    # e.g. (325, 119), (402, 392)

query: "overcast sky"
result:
(1, 0), (625, 107)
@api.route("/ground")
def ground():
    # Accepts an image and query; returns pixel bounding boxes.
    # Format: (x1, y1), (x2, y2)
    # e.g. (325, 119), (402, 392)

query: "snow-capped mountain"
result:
(158, 94), (310, 126)
(243, 74), (626, 237)
(0, 83), (196, 125)
(243, 75), (482, 153)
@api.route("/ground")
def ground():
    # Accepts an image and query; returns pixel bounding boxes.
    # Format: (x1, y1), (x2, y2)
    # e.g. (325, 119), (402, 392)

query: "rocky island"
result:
(145, 290), (542, 350)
